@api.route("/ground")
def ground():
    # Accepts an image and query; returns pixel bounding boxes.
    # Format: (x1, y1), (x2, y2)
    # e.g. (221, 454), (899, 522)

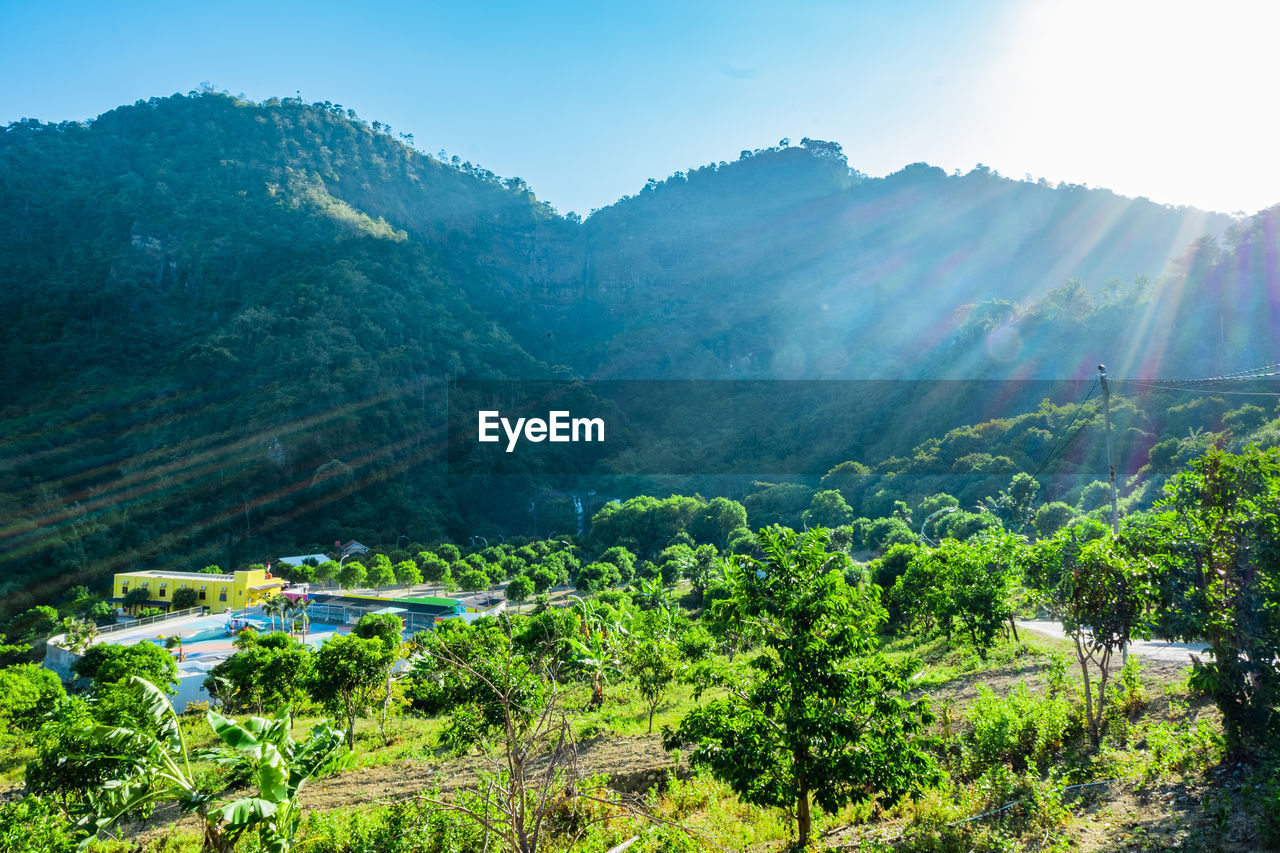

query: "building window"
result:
(199, 590), (206, 601)
(121, 584), (128, 594)
(219, 590), (227, 602)
(158, 588), (166, 597)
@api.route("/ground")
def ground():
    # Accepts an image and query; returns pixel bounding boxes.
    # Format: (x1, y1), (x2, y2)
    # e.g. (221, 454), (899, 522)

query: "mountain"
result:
(1, 92), (1274, 616)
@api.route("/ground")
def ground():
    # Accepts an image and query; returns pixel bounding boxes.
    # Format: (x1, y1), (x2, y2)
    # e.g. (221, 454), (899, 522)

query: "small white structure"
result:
(276, 554), (331, 568)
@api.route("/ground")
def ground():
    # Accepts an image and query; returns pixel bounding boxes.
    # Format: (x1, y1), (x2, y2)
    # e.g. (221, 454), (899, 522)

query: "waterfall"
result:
(574, 495), (584, 536)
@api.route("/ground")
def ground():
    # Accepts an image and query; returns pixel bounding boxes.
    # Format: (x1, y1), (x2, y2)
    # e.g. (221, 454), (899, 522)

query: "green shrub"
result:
(1141, 719), (1224, 781)
(676, 625), (715, 662)
(0, 794), (80, 853)
(1114, 654), (1145, 715)
(1249, 772), (1280, 848)
(963, 684), (1075, 775)
(1042, 652), (1068, 698)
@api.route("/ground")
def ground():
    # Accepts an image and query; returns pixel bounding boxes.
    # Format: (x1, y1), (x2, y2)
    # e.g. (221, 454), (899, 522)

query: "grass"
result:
(8, 623), (1263, 853)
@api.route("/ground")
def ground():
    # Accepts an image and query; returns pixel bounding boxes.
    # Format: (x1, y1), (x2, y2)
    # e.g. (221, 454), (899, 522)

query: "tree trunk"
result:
(796, 771), (812, 850)
(380, 673), (392, 744)
(1075, 637), (1098, 747)
(1009, 617), (1020, 643)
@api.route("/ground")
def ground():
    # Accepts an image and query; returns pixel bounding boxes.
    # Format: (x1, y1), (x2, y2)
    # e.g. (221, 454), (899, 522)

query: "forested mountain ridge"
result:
(567, 144), (1233, 378)
(1, 91), (1276, 617)
(0, 93), (563, 613)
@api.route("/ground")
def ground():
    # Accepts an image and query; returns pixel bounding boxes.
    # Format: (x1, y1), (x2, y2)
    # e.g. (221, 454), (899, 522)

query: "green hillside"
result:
(2, 92), (1278, 616)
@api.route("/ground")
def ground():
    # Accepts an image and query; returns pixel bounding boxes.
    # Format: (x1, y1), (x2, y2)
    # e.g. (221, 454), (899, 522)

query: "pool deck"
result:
(88, 608), (354, 676)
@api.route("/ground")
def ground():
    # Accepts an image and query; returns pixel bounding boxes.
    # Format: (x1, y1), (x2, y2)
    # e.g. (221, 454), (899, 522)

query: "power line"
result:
(1115, 361), (1280, 385)
(1114, 379), (1280, 399)
(1031, 379), (1101, 478)
(1112, 360), (1280, 398)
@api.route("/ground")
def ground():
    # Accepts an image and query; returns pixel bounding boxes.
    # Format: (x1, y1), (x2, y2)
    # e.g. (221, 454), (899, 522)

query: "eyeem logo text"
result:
(477, 410), (605, 452)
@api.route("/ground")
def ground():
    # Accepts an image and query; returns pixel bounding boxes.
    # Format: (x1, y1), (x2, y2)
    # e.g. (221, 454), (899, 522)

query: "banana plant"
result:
(76, 676), (349, 853)
(199, 708), (349, 853)
(76, 677), (206, 850)
(563, 597), (627, 709)
(629, 576), (673, 612)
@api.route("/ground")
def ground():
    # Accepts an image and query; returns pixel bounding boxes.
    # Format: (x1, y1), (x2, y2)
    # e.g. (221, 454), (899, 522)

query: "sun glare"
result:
(980, 0), (1280, 214)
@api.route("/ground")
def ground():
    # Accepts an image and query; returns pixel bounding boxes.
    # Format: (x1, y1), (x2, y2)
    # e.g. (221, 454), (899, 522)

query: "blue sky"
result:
(3, 0), (1278, 217)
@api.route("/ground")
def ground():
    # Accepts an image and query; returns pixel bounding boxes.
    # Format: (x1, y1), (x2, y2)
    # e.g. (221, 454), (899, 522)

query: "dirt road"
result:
(1016, 621), (1209, 664)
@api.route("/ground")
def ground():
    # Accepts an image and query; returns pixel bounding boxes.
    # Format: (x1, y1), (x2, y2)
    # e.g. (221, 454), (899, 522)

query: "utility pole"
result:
(1100, 363), (1125, 664)
(1098, 364), (1120, 537)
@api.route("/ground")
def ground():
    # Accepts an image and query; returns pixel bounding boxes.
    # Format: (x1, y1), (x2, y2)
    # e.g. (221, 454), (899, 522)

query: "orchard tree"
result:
(419, 552), (449, 590)
(366, 555), (395, 594)
(1039, 532), (1150, 747)
(505, 575), (534, 608)
(895, 532), (1023, 658)
(628, 639), (675, 733)
(655, 544), (694, 586)
(74, 641), (179, 695)
(575, 561), (620, 594)
(458, 567), (491, 593)
(352, 613), (404, 743)
(529, 566), (557, 596)
(665, 527), (938, 848)
(1136, 446), (1280, 754)
(310, 634), (391, 748)
(315, 560), (339, 589)
(205, 632), (315, 716)
(395, 559), (422, 591)
(415, 617), (584, 853)
(597, 546), (637, 584)
(337, 560), (366, 591)
(0, 664), (65, 732)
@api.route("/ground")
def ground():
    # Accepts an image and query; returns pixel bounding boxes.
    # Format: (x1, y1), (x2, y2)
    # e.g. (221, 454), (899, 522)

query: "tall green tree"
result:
(204, 632), (315, 716)
(366, 555), (395, 594)
(628, 638), (675, 734)
(505, 575), (533, 608)
(74, 641), (179, 695)
(309, 634), (390, 748)
(394, 559), (422, 591)
(337, 561), (366, 591)
(1037, 531), (1150, 747)
(665, 527), (938, 848)
(1136, 446), (1280, 754)
(0, 663), (65, 733)
(895, 532), (1023, 658)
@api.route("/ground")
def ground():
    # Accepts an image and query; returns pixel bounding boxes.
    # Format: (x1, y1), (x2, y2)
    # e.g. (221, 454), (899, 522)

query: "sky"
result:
(3, 0), (1279, 217)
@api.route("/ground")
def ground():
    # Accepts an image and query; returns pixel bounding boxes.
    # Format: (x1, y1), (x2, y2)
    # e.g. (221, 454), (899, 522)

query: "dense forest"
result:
(2, 91), (1279, 619)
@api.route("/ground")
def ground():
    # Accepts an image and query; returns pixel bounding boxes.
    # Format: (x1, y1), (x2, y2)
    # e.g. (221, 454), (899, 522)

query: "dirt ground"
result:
(127, 731), (679, 845)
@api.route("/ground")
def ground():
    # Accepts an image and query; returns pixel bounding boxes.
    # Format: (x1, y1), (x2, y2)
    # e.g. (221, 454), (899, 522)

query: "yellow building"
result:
(112, 568), (285, 614)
